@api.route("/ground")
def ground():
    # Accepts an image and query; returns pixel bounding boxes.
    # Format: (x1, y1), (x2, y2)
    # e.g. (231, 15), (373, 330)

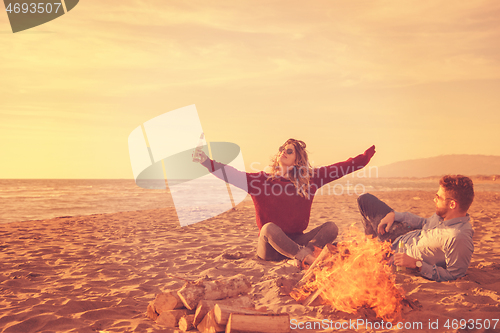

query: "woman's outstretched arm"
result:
(193, 148), (251, 192)
(314, 145), (376, 185)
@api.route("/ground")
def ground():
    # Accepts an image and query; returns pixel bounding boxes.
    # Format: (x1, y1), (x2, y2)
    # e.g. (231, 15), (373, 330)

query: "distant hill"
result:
(377, 154), (500, 178)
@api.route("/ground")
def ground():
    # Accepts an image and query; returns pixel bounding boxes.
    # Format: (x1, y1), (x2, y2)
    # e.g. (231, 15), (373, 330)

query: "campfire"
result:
(290, 229), (405, 322)
(146, 230), (407, 332)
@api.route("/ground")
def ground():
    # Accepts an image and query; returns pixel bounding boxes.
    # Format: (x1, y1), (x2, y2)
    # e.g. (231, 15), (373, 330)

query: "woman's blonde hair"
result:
(267, 138), (313, 198)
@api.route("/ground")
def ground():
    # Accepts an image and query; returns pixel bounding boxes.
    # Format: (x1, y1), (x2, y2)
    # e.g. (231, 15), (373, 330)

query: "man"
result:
(357, 175), (474, 282)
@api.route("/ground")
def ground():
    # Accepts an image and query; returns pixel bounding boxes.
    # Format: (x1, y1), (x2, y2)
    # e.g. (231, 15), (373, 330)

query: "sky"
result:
(1, 0), (499, 179)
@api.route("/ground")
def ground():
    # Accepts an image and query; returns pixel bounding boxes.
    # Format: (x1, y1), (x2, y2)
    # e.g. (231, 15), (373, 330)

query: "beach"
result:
(1, 190), (500, 333)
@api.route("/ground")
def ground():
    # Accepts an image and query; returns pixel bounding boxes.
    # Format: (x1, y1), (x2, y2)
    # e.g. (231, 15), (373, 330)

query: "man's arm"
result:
(394, 212), (427, 229)
(395, 233), (474, 282)
(378, 211), (426, 235)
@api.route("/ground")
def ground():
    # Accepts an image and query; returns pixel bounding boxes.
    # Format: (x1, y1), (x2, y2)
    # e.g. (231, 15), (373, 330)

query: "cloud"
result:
(3, 0), (499, 94)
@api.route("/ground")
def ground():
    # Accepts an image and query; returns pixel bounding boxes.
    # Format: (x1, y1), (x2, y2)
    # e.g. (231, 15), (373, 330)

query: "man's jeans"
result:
(357, 193), (418, 243)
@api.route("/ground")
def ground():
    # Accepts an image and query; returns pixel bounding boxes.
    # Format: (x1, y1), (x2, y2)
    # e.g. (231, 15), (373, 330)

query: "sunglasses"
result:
(279, 146), (295, 155)
(434, 193), (456, 202)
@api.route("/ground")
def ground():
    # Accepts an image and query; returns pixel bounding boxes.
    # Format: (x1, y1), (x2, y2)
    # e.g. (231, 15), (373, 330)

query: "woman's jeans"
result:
(257, 221), (338, 261)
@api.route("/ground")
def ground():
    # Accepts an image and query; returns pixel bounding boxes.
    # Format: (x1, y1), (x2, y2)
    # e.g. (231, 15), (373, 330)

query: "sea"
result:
(1, 178), (500, 224)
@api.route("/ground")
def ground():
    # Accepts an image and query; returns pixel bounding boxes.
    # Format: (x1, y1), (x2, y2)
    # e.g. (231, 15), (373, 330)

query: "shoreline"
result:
(2, 178), (500, 226)
(4, 187), (500, 227)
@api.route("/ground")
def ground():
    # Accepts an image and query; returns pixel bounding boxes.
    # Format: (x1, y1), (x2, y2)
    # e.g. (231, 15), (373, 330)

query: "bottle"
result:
(192, 132), (205, 163)
(396, 241), (406, 272)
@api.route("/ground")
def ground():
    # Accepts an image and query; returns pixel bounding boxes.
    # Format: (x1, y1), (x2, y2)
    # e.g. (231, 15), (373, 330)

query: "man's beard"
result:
(436, 206), (448, 218)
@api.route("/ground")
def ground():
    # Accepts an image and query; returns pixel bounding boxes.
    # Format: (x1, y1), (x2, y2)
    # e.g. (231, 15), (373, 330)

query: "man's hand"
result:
(394, 253), (418, 268)
(363, 145), (376, 160)
(378, 211), (395, 235)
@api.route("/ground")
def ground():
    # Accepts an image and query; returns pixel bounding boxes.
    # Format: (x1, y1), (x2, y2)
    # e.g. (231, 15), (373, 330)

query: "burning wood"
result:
(290, 231), (405, 322)
(293, 243), (337, 291)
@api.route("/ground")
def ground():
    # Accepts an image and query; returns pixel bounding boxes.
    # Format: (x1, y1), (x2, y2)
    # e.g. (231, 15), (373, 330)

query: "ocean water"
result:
(1, 178), (499, 224)
(0, 179), (173, 224)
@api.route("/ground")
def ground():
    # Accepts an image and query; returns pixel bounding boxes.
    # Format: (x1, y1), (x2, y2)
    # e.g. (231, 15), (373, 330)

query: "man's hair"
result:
(439, 175), (474, 212)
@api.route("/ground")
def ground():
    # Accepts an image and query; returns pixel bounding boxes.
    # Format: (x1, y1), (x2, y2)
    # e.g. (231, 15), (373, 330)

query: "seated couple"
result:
(194, 138), (474, 282)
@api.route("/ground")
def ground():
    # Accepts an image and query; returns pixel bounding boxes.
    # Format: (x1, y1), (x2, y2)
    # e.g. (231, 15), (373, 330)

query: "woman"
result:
(194, 139), (375, 267)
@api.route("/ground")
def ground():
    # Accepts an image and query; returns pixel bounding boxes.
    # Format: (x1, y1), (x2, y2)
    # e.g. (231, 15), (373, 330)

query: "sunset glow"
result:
(1, 0), (499, 178)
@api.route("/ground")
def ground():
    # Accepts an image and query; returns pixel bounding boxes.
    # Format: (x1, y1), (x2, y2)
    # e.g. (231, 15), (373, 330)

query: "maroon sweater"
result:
(202, 151), (373, 234)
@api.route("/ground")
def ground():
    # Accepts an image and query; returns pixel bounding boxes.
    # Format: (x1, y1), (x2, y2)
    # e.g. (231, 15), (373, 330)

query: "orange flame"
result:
(291, 229), (404, 322)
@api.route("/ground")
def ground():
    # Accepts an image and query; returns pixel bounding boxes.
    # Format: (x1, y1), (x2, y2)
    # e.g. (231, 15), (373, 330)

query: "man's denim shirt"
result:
(393, 212), (474, 282)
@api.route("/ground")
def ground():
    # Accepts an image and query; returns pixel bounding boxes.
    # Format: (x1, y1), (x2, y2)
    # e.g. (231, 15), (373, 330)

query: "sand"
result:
(1, 190), (500, 333)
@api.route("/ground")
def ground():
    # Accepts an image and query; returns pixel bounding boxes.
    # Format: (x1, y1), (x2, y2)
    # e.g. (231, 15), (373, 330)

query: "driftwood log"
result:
(178, 314), (195, 331)
(214, 304), (266, 325)
(193, 296), (254, 327)
(225, 313), (291, 333)
(146, 301), (158, 321)
(197, 309), (225, 333)
(153, 290), (184, 313)
(177, 274), (252, 310)
(156, 309), (190, 327)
